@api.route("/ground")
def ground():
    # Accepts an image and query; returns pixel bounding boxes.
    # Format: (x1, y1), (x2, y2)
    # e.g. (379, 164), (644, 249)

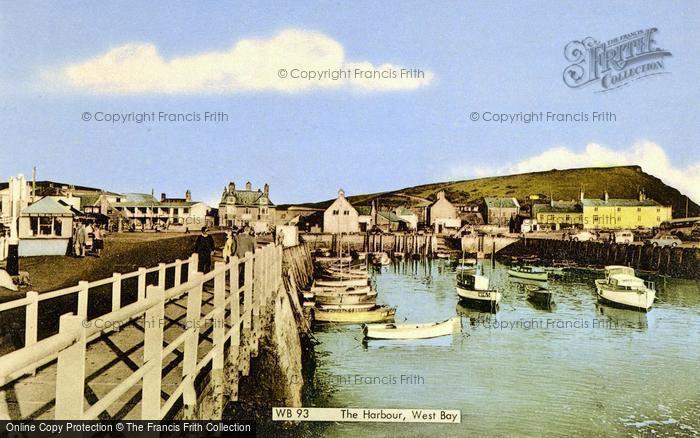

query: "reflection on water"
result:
(309, 259), (700, 437)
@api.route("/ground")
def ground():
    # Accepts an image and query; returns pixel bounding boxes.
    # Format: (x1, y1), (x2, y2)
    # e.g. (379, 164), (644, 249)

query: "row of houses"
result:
(289, 188), (673, 235)
(0, 176), (215, 256)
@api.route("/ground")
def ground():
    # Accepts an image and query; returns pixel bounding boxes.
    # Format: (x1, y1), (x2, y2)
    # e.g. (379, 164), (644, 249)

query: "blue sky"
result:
(1, 1), (699, 205)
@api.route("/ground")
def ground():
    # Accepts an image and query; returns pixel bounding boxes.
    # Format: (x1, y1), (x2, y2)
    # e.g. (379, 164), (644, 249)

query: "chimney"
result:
(161, 192), (166, 202)
(264, 183), (269, 195)
(338, 188), (345, 198)
(437, 190), (444, 200)
(604, 191), (609, 204)
(580, 188), (584, 202)
(639, 189), (646, 201)
(245, 181), (252, 191)
(185, 190), (191, 202)
(228, 182), (235, 193)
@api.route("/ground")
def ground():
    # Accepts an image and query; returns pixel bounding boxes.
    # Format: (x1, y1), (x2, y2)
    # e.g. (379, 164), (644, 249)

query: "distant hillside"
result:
(295, 166), (699, 218)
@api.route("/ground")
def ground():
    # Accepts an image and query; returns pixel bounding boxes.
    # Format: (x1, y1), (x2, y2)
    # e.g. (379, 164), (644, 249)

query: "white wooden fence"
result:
(0, 243), (284, 420)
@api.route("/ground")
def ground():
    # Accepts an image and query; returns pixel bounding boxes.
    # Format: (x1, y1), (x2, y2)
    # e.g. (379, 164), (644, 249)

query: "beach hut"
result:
(18, 197), (75, 256)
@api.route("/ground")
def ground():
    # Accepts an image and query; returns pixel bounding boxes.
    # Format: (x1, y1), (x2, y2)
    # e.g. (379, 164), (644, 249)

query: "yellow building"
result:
(533, 201), (583, 230)
(581, 191), (672, 230)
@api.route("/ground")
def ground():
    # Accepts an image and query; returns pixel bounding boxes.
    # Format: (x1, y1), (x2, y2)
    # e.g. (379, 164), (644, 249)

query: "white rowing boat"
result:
(315, 278), (369, 288)
(363, 317), (462, 340)
(314, 290), (378, 305)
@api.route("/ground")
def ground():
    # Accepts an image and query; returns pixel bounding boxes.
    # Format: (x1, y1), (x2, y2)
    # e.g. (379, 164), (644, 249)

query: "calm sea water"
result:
(307, 260), (700, 437)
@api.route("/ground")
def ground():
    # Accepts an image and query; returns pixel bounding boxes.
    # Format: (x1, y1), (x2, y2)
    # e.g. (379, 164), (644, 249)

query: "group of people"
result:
(71, 222), (105, 257)
(193, 225), (258, 273)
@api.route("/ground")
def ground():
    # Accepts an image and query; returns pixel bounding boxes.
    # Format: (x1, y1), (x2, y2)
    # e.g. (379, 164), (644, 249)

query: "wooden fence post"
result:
(189, 253), (199, 277)
(111, 273), (122, 313)
(142, 285), (165, 420)
(24, 291), (38, 348)
(240, 252), (253, 375)
(174, 259), (182, 286)
(182, 272), (203, 419)
(211, 262), (226, 418)
(55, 313), (86, 420)
(158, 263), (167, 288)
(137, 267), (147, 301)
(77, 281), (89, 319)
(228, 256), (241, 399)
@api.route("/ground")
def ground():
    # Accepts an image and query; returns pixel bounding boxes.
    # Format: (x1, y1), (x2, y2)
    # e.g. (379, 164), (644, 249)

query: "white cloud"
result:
(450, 142), (700, 203)
(42, 29), (433, 94)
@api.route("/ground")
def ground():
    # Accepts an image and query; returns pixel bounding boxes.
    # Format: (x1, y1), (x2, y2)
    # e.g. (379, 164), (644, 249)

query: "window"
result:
(594, 207), (598, 212)
(617, 207), (621, 212)
(31, 216), (54, 236)
(637, 208), (642, 212)
(332, 209), (339, 215)
(344, 210), (349, 215)
(593, 215), (599, 222)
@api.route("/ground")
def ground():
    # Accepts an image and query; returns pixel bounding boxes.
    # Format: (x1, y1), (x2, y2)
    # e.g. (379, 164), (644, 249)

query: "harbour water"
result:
(308, 260), (700, 437)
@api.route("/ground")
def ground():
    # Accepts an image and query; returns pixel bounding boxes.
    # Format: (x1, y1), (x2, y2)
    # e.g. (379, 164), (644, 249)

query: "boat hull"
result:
(363, 317), (461, 340)
(315, 278), (369, 288)
(314, 291), (377, 306)
(595, 281), (655, 312)
(508, 269), (548, 281)
(314, 306), (396, 323)
(456, 285), (502, 308)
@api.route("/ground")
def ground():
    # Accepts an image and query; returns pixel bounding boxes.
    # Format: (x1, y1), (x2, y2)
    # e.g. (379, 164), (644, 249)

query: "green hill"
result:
(295, 166), (699, 218)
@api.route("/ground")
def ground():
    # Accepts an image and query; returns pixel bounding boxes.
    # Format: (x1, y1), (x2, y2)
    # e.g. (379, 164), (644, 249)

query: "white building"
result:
(112, 192), (209, 231)
(323, 189), (359, 234)
(18, 197), (75, 256)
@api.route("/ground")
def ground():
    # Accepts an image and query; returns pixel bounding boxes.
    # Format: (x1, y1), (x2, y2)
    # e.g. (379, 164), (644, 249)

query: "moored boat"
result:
(508, 265), (548, 281)
(313, 305), (397, 323)
(363, 316), (462, 340)
(594, 265), (655, 312)
(318, 303), (375, 311)
(455, 268), (501, 309)
(525, 284), (553, 307)
(315, 278), (369, 288)
(314, 290), (378, 306)
(310, 285), (372, 295)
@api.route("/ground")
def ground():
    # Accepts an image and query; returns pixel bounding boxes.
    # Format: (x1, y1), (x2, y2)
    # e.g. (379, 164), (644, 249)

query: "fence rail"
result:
(0, 243), (284, 420)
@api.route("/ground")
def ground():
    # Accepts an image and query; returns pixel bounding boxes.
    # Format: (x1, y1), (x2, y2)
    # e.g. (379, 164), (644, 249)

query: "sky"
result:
(1, 1), (699, 206)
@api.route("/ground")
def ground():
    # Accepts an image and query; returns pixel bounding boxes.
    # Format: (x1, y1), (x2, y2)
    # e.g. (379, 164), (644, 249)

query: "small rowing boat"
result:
(363, 316), (462, 340)
(314, 290), (378, 306)
(508, 265), (548, 281)
(310, 285), (372, 295)
(318, 303), (376, 311)
(525, 284), (553, 307)
(313, 305), (396, 323)
(315, 278), (369, 288)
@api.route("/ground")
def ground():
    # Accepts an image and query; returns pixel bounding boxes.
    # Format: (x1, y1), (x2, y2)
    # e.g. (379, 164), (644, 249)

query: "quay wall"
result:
(500, 239), (700, 279)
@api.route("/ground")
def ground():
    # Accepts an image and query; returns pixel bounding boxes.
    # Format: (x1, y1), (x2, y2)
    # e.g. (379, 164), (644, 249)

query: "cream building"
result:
(323, 189), (359, 234)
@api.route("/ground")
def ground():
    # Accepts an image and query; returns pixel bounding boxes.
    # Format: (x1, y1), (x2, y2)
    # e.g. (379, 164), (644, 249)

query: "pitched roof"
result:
(533, 201), (583, 214)
(395, 207), (416, 216)
(378, 211), (408, 223)
(581, 198), (662, 207)
(122, 193), (159, 203)
(21, 197), (74, 215)
(484, 197), (519, 209)
(355, 206), (372, 215)
(220, 189), (274, 207)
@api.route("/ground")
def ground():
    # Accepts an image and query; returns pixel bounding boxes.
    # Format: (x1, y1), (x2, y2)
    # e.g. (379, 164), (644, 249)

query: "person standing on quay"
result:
(223, 229), (237, 263)
(194, 226), (215, 273)
(93, 224), (104, 257)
